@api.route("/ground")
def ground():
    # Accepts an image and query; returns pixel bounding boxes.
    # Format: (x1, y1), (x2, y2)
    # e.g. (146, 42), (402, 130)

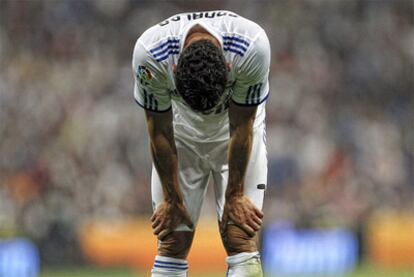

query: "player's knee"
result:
(222, 225), (258, 255)
(158, 231), (194, 259)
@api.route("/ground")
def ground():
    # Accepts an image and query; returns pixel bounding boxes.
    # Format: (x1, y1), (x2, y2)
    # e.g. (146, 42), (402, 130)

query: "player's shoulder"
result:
(216, 11), (266, 42)
(133, 20), (182, 70)
(137, 13), (184, 54)
(218, 11), (269, 62)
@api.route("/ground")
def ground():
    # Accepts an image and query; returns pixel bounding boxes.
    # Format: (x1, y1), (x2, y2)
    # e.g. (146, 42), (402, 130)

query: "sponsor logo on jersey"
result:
(137, 65), (152, 85)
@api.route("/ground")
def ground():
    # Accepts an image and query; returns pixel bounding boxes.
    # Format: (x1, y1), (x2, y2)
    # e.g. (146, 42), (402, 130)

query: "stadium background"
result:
(0, 0), (413, 276)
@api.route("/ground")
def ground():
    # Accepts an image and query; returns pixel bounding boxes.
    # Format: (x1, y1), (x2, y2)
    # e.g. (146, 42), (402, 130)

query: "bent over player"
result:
(132, 10), (270, 277)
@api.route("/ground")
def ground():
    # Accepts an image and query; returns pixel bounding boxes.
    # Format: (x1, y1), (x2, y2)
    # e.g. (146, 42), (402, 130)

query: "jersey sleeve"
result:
(132, 39), (172, 112)
(231, 30), (271, 106)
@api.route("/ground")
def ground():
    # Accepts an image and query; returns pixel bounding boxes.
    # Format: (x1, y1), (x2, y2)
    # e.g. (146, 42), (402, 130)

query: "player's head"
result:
(175, 39), (227, 112)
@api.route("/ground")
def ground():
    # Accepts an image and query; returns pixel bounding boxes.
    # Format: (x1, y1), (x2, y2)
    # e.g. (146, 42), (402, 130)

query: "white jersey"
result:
(132, 10), (271, 142)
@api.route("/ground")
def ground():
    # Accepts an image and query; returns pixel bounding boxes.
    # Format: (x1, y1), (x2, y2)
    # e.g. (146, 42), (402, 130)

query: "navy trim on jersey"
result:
(152, 44), (180, 58)
(222, 36), (250, 47)
(155, 50), (180, 62)
(223, 47), (245, 56)
(232, 92), (269, 107)
(245, 83), (263, 104)
(134, 98), (172, 113)
(149, 38), (180, 53)
(223, 41), (248, 52)
(142, 89), (159, 110)
(223, 36), (250, 56)
(149, 37), (181, 62)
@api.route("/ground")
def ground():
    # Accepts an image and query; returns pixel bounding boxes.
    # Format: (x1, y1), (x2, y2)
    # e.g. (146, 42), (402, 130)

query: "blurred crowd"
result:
(0, 0), (413, 264)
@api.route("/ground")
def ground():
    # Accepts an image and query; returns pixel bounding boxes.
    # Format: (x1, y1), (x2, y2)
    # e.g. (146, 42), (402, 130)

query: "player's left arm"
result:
(221, 29), (271, 237)
(222, 103), (264, 237)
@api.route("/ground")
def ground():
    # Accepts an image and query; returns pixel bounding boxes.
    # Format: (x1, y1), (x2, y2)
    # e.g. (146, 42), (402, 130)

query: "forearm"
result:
(149, 135), (183, 203)
(145, 110), (183, 204)
(226, 126), (253, 199)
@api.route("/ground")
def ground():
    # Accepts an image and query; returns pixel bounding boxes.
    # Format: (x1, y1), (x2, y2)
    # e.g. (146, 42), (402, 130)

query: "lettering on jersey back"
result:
(159, 12), (238, 26)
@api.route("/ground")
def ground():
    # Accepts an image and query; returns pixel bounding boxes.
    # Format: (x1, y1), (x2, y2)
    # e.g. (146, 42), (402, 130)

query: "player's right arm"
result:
(132, 39), (193, 240)
(145, 109), (193, 240)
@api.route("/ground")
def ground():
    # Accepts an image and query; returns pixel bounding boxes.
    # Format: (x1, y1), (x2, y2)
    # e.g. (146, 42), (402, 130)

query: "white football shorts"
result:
(151, 122), (267, 232)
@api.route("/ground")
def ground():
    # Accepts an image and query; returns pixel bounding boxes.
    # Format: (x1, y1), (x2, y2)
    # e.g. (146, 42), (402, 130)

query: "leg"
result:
(152, 231), (194, 277)
(211, 124), (267, 277)
(157, 231), (194, 259)
(151, 137), (210, 276)
(222, 225), (259, 255)
(213, 193), (264, 277)
(223, 225), (263, 277)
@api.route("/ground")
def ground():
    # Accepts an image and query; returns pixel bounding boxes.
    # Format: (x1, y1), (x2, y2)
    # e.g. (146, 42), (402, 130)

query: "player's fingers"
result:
(150, 212), (156, 222)
(151, 217), (161, 229)
(158, 229), (172, 241)
(252, 215), (263, 226)
(241, 223), (256, 237)
(228, 211), (241, 226)
(153, 221), (166, 235)
(254, 207), (264, 219)
(248, 218), (261, 232)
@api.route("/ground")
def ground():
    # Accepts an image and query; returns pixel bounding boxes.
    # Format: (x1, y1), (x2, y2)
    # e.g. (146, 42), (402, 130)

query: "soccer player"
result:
(132, 10), (270, 277)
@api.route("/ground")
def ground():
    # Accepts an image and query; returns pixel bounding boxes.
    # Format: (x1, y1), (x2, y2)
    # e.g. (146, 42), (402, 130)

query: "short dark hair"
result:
(175, 40), (227, 112)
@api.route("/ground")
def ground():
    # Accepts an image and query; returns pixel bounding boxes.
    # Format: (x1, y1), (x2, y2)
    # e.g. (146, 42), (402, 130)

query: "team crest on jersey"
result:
(137, 65), (152, 85)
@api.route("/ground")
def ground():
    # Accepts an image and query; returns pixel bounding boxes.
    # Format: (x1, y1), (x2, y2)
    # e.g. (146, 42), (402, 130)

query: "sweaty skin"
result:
(147, 26), (263, 259)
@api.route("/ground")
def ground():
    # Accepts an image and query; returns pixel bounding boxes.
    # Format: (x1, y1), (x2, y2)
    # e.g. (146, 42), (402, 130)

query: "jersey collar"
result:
(180, 21), (223, 52)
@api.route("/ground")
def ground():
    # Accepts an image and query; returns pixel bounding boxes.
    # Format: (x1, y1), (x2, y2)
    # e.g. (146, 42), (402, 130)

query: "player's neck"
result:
(183, 25), (220, 49)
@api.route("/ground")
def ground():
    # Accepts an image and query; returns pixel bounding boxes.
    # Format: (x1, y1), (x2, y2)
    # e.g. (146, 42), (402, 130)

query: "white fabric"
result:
(226, 251), (263, 277)
(151, 121), (267, 231)
(152, 255), (188, 277)
(132, 10), (271, 142)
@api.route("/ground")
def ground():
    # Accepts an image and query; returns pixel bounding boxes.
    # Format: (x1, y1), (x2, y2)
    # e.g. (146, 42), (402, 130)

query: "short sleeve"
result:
(231, 30), (271, 106)
(132, 40), (172, 112)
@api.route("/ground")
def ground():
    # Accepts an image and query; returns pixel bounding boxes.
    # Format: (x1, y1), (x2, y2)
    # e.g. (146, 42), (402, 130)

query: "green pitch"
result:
(41, 265), (414, 277)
